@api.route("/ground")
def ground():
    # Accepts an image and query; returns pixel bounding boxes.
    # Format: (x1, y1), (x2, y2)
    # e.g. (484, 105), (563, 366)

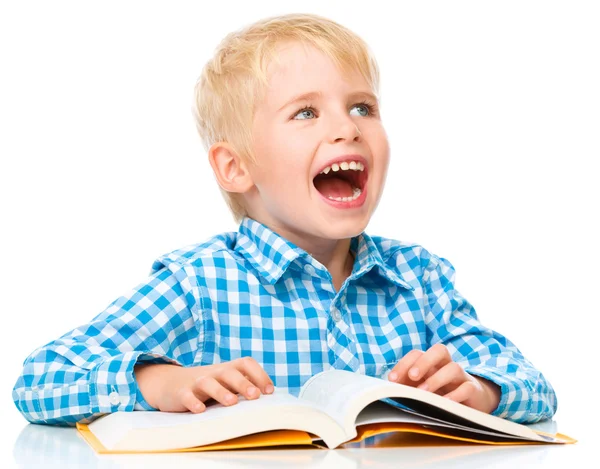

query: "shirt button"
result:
(304, 264), (315, 276)
(109, 391), (121, 406)
(331, 308), (342, 322)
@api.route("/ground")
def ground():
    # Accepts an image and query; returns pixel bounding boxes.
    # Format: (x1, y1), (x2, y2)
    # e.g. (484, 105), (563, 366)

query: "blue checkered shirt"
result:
(13, 217), (557, 426)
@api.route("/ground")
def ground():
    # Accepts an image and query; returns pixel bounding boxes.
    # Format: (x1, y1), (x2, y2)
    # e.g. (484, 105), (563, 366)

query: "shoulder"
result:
(149, 231), (241, 274)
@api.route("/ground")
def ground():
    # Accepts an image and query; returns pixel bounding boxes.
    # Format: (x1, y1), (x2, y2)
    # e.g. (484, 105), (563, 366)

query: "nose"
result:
(329, 114), (362, 143)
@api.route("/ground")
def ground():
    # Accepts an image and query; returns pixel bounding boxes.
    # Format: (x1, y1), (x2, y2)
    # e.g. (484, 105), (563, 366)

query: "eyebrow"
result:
(277, 90), (379, 113)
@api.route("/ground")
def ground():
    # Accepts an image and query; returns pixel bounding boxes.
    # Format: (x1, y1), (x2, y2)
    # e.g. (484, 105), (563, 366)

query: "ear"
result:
(208, 142), (254, 193)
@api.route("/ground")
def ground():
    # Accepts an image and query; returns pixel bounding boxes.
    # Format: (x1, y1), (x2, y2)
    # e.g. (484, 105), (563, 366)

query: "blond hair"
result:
(193, 13), (380, 223)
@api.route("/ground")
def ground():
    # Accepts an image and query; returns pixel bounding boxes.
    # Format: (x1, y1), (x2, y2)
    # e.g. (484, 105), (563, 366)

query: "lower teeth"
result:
(328, 187), (362, 202)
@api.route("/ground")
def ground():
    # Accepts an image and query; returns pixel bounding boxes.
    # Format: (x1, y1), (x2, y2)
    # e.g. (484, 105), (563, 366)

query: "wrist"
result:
(134, 363), (183, 409)
(472, 375), (501, 413)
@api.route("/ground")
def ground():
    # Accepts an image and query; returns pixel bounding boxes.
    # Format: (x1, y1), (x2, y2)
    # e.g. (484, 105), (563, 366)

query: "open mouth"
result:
(313, 160), (368, 203)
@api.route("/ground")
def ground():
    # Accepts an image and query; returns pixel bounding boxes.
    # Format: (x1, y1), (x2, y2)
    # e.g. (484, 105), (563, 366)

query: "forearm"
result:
(446, 327), (556, 422)
(13, 267), (199, 425)
(13, 342), (180, 426)
(434, 323), (558, 422)
(465, 359), (557, 423)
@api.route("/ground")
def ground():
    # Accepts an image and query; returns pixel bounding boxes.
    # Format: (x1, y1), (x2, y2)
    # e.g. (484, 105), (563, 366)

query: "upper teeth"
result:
(320, 161), (365, 175)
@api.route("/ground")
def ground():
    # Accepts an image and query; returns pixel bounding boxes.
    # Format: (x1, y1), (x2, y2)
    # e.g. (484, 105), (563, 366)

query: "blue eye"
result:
(292, 102), (377, 120)
(351, 103), (371, 117)
(294, 108), (316, 120)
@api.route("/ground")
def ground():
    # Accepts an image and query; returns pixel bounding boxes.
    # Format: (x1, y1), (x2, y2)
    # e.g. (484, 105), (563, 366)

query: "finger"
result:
(443, 380), (479, 404)
(417, 361), (467, 393)
(178, 388), (207, 413)
(407, 344), (453, 382)
(234, 357), (275, 394)
(217, 368), (261, 400)
(194, 375), (238, 406)
(388, 350), (424, 384)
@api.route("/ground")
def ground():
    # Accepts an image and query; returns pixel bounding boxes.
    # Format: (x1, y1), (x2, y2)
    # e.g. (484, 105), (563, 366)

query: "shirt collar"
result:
(349, 232), (415, 291)
(236, 217), (414, 291)
(236, 217), (304, 284)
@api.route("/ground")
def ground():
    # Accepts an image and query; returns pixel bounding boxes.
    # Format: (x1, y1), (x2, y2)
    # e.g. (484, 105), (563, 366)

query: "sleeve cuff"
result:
(463, 364), (526, 418)
(89, 351), (182, 414)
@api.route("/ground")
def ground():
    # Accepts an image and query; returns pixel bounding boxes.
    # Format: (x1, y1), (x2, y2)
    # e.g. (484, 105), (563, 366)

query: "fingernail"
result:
(265, 384), (274, 393)
(409, 368), (419, 379)
(389, 372), (398, 381)
(247, 386), (257, 397)
(417, 383), (429, 391)
(225, 393), (236, 403)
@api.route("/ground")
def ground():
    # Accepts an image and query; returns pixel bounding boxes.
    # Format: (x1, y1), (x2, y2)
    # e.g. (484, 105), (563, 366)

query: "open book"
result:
(76, 370), (575, 453)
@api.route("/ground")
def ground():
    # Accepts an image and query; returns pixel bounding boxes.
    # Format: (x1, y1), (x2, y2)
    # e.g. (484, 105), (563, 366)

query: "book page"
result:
(298, 370), (392, 430)
(88, 389), (349, 451)
(357, 401), (544, 442)
(298, 370), (546, 442)
(355, 401), (441, 426)
(97, 390), (306, 430)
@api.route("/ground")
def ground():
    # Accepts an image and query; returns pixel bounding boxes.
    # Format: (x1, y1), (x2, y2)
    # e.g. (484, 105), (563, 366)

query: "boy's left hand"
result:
(387, 344), (501, 414)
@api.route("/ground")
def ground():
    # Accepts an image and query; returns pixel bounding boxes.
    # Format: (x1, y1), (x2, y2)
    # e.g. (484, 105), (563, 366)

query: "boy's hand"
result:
(134, 357), (274, 413)
(387, 344), (501, 414)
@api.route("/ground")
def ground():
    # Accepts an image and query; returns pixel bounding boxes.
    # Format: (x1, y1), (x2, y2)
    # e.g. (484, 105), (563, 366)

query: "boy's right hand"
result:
(134, 357), (274, 413)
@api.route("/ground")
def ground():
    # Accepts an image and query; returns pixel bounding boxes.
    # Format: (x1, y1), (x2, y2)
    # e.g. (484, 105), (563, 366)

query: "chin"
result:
(320, 215), (371, 239)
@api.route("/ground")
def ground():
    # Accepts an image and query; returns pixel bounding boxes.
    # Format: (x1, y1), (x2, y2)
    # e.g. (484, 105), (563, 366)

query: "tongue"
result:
(314, 176), (354, 198)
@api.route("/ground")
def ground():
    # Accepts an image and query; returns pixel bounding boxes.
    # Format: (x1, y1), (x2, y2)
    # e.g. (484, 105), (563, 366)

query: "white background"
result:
(1, 0), (598, 465)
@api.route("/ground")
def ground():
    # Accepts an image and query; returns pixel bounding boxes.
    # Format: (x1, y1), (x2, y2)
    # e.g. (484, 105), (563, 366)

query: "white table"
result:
(8, 417), (589, 469)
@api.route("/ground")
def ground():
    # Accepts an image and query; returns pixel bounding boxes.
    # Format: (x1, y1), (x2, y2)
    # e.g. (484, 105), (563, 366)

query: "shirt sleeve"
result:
(421, 251), (557, 423)
(12, 265), (200, 426)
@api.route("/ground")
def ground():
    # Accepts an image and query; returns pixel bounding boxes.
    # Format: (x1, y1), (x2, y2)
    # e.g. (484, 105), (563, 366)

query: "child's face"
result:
(246, 41), (390, 244)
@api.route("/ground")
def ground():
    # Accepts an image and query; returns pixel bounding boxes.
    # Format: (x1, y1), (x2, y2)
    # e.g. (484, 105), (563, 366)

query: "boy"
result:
(13, 13), (556, 426)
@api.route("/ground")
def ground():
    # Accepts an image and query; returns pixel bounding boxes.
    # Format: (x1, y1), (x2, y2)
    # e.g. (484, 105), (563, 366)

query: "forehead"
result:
(262, 42), (370, 107)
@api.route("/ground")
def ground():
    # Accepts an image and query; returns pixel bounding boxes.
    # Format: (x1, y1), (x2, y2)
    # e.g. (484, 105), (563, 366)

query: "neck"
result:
(307, 237), (354, 278)
(304, 238), (355, 292)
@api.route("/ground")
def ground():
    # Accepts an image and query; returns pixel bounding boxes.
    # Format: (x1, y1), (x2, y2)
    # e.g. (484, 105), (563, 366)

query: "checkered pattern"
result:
(13, 217), (557, 426)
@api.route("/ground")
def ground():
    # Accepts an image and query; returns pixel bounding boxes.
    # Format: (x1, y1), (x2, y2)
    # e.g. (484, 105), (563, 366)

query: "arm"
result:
(12, 265), (198, 426)
(420, 252), (557, 423)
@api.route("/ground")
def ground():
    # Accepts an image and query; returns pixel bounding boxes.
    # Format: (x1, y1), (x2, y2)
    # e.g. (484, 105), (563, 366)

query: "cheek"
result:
(369, 131), (390, 188)
(256, 125), (302, 162)
(375, 127), (391, 154)
(252, 159), (309, 196)
(259, 140), (312, 184)
(372, 130), (390, 165)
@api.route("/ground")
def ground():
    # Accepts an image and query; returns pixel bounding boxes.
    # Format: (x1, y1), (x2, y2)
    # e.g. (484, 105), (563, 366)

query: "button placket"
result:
(327, 314), (359, 370)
